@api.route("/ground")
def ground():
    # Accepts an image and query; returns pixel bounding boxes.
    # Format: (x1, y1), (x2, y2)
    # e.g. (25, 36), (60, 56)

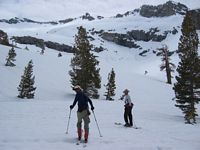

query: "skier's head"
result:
(123, 89), (129, 95)
(73, 85), (83, 92)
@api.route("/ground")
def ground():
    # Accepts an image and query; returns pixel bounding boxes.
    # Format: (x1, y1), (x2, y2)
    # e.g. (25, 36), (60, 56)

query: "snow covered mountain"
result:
(0, 0), (199, 20)
(0, 1), (200, 150)
(1, 1), (199, 56)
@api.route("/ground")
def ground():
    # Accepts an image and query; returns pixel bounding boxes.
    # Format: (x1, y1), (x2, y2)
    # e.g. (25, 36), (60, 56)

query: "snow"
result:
(0, 3), (200, 149)
(0, 42), (200, 150)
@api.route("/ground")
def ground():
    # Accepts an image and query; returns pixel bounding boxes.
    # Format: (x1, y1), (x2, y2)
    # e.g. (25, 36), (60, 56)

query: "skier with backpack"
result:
(69, 85), (94, 143)
(120, 89), (134, 127)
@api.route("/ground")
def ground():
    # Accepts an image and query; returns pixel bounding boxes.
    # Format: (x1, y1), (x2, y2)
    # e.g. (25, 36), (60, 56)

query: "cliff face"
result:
(100, 27), (178, 49)
(139, 1), (188, 18)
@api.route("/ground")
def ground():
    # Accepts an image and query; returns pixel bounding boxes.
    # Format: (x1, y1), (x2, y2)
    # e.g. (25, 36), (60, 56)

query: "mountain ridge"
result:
(0, 1), (197, 25)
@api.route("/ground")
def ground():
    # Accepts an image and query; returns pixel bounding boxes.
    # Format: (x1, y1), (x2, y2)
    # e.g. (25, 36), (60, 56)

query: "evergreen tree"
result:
(173, 12), (200, 124)
(40, 48), (45, 55)
(104, 68), (116, 100)
(0, 30), (9, 46)
(5, 45), (17, 67)
(18, 60), (36, 99)
(24, 46), (29, 50)
(58, 52), (62, 57)
(69, 26), (101, 98)
(158, 44), (175, 84)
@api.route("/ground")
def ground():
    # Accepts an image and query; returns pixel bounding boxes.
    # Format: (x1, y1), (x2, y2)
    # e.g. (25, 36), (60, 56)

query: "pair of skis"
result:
(114, 122), (142, 129)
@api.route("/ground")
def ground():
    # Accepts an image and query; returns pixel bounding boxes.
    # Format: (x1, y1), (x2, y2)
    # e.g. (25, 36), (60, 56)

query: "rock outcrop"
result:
(100, 27), (178, 48)
(140, 1), (188, 18)
(0, 17), (59, 25)
(101, 32), (140, 48)
(11, 36), (74, 53)
(81, 13), (95, 21)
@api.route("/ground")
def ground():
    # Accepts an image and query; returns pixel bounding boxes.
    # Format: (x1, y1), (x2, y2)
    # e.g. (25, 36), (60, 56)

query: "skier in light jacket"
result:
(120, 89), (133, 127)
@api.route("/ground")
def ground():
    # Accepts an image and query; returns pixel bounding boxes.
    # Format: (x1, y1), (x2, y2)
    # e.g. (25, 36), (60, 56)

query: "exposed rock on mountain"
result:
(58, 18), (74, 24)
(101, 32), (140, 48)
(112, 1), (189, 18)
(81, 13), (95, 21)
(11, 36), (105, 53)
(0, 17), (59, 25)
(0, 13), (101, 25)
(44, 41), (73, 53)
(100, 27), (179, 48)
(139, 1), (188, 18)
(93, 46), (107, 53)
(11, 36), (74, 53)
(127, 28), (168, 42)
(114, 9), (140, 18)
(11, 36), (45, 49)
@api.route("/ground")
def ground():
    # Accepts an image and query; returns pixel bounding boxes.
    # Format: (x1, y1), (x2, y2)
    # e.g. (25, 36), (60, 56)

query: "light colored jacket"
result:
(123, 94), (132, 106)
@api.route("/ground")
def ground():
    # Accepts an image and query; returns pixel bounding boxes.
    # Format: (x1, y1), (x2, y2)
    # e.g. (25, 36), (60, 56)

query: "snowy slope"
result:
(1, 1), (200, 150)
(0, 39), (200, 150)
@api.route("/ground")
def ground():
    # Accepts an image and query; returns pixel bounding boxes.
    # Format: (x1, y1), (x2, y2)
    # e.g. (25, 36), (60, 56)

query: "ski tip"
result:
(133, 127), (142, 129)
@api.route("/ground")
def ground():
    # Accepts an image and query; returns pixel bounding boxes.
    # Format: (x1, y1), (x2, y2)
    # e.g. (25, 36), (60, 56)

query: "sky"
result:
(0, 0), (199, 20)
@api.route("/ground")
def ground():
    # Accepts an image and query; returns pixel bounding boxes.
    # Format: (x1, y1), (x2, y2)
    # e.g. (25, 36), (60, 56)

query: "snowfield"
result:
(0, 42), (200, 150)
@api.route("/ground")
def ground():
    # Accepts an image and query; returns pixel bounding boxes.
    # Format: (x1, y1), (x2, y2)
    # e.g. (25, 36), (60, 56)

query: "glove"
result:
(91, 106), (94, 111)
(70, 105), (73, 109)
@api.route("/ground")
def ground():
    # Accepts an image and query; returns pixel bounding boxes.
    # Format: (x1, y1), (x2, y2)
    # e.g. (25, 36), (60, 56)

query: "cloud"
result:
(0, 0), (199, 20)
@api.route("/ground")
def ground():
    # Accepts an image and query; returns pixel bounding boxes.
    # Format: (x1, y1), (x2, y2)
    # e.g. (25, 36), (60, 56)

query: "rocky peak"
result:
(0, 17), (58, 25)
(140, 1), (188, 18)
(81, 13), (95, 21)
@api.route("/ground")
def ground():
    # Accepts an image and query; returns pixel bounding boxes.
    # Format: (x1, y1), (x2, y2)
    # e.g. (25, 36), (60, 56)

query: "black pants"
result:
(124, 105), (133, 126)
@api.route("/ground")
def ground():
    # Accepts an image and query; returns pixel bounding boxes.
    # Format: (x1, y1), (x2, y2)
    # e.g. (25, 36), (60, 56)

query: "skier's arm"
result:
(120, 95), (125, 100)
(70, 94), (78, 109)
(88, 98), (94, 110)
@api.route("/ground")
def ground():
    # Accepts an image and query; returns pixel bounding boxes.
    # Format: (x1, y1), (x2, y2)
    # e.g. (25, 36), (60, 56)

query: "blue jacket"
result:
(71, 91), (94, 112)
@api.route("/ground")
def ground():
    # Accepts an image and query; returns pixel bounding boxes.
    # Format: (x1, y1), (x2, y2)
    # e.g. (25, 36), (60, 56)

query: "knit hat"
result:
(123, 89), (129, 93)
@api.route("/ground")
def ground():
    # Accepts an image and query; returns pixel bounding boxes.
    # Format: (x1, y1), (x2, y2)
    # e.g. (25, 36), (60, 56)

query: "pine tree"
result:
(104, 68), (116, 100)
(40, 48), (45, 55)
(5, 45), (17, 67)
(58, 52), (62, 57)
(69, 26), (101, 98)
(173, 12), (200, 124)
(158, 44), (175, 84)
(18, 60), (36, 99)
(24, 46), (29, 50)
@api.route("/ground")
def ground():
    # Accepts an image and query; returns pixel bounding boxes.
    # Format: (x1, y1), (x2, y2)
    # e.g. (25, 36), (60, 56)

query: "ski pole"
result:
(66, 109), (72, 134)
(132, 113), (141, 129)
(92, 110), (103, 137)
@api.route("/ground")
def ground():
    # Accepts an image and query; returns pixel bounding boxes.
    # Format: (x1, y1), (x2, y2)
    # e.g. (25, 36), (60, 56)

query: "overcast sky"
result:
(0, 0), (199, 20)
